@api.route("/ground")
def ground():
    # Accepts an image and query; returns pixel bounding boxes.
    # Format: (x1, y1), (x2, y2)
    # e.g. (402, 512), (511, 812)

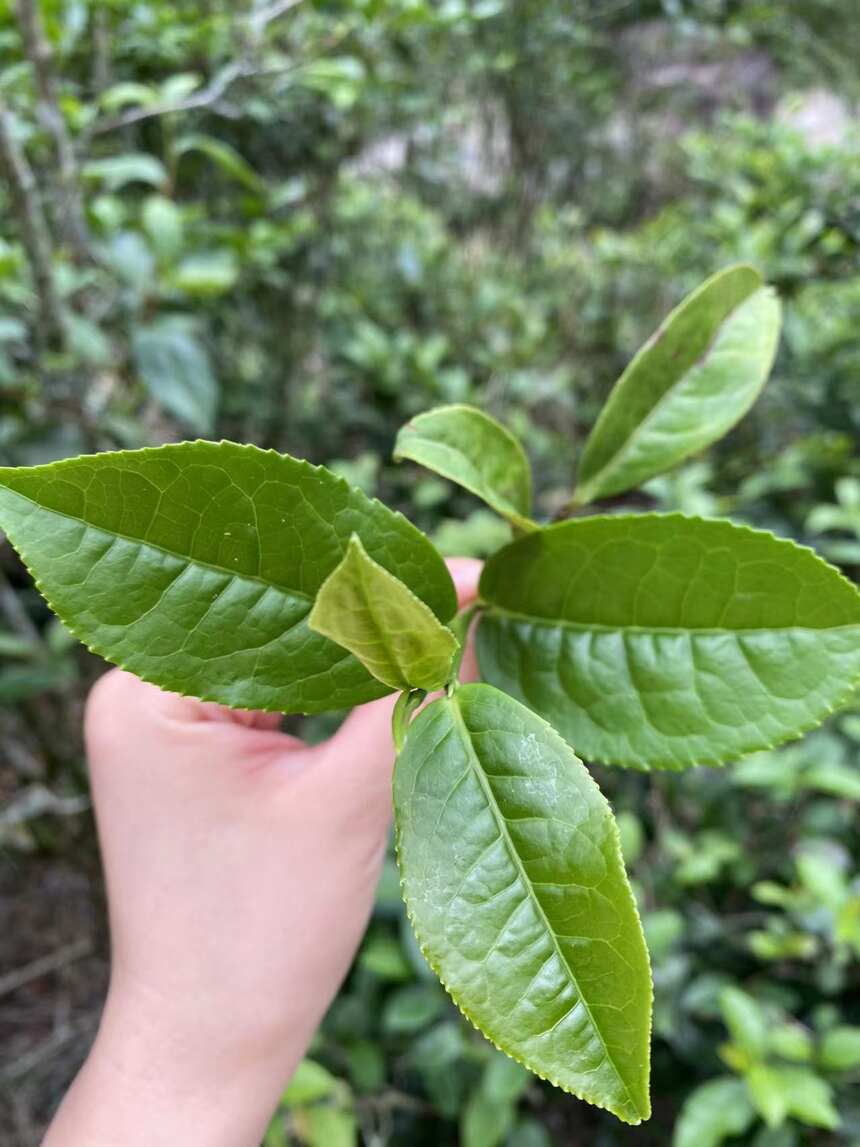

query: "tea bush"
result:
(0, 2), (858, 1144)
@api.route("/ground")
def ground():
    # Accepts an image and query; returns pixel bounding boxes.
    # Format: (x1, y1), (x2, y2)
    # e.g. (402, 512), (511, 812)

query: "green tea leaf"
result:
(174, 132), (264, 192)
(819, 1026), (860, 1071)
(768, 1023), (813, 1064)
(673, 1077), (755, 1147)
(773, 1067), (840, 1130)
(381, 984), (445, 1034)
(171, 251), (240, 298)
(394, 405), (534, 529)
(308, 534), (458, 691)
(481, 1054), (531, 1103)
(720, 986), (768, 1059)
(83, 153), (167, 191)
(746, 1064), (788, 1128)
(461, 1089), (515, 1147)
(508, 1119), (552, 1147)
(304, 1105), (357, 1147)
(282, 1059), (340, 1106)
(394, 683), (652, 1125)
(358, 933), (412, 981)
(575, 266), (781, 504)
(0, 442), (456, 714)
(131, 318), (218, 433)
(141, 194), (184, 260)
(478, 514), (860, 769)
(344, 1040), (385, 1092)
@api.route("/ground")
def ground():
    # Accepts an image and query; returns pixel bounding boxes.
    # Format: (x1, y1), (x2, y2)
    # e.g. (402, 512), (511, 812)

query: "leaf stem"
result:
(446, 602), (481, 691)
(392, 688), (426, 753)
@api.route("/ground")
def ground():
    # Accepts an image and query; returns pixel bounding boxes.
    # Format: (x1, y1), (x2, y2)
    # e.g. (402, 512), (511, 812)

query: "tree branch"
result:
(248, 0), (306, 37)
(0, 101), (64, 348)
(0, 938), (93, 999)
(90, 0), (306, 135)
(90, 5), (113, 96)
(90, 59), (253, 135)
(15, 0), (92, 262)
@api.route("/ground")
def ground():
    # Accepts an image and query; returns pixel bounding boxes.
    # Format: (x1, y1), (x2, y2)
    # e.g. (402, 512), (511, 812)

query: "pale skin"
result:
(44, 558), (482, 1147)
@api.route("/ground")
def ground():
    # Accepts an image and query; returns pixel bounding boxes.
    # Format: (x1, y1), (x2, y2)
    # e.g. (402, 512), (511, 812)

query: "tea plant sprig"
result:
(2, 265), (858, 1125)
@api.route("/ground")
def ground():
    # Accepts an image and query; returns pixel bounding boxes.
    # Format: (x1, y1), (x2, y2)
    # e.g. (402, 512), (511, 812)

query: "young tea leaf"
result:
(478, 514), (860, 769)
(394, 405), (534, 529)
(394, 683), (652, 1125)
(575, 266), (781, 504)
(308, 534), (458, 691)
(0, 442), (456, 713)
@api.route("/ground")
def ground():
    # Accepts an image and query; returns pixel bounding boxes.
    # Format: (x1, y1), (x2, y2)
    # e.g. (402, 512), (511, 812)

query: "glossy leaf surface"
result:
(478, 514), (860, 769)
(308, 534), (457, 691)
(395, 404), (533, 528)
(575, 266), (781, 504)
(0, 442), (456, 713)
(394, 683), (651, 1124)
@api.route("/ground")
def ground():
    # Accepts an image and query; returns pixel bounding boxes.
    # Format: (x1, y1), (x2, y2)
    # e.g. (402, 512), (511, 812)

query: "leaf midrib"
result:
(447, 692), (639, 1117)
(484, 604), (860, 636)
(353, 546), (411, 690)
(0, 483), (313, 603)
(579, 288), (763, 495)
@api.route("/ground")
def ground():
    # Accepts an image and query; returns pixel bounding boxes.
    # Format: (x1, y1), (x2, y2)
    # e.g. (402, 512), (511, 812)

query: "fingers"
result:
(85, 669), (302, 785)
(315, 691), (399, 783)
(87, 668), (294, 735)
(446, 557), (482, 609)
(446, 557), (482, 681)
(85, 556), (484, 783)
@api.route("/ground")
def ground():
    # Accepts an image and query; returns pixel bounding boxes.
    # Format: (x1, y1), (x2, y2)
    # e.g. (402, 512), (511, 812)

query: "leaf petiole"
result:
(446, 602), (481, 690)
(392, 687), (427, 753)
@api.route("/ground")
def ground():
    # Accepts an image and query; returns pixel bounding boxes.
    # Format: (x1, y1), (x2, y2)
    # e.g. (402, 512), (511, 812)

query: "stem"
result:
(509, 512), (540, 535)
(448, 602), (479, 649)
(89, 0), (306, 136)
(0, 566), (42, 644)
(0, 99), (65, 348)
(446, 602), (481, 691)
(554, 485), (598, 522)
(90, 5), (112, 95)
(392, 689), (426, 753)
(16, 0), (92, 262)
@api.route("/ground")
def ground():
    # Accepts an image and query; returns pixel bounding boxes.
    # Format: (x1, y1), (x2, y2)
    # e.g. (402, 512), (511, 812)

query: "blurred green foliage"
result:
(0, 1), (858, 1144)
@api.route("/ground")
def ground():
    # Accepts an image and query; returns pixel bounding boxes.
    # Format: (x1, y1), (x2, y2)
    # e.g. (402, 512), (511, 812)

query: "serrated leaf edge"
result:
(308, 533), (458, 692)
(393, 688), (653, 1125)
(0, 440), (455, 713)
(575, 265), (776, 504)
(479, 511), (860, 770)
(394, 403), (534, 527)
(4, 438), (456, 615)
(2, 516), (386, 715)
(484, 510), (860, 609)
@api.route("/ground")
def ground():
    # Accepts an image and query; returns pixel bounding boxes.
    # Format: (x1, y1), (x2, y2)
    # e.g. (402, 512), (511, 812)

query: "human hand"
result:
(44, 558), (481, 1147)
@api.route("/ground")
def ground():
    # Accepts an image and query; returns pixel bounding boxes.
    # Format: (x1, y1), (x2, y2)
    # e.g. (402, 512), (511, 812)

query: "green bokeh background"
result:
(0, 2), (858, 1144)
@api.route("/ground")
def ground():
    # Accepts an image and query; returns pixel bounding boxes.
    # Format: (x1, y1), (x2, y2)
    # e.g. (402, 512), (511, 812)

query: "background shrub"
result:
(0, 2), (858, 1143)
